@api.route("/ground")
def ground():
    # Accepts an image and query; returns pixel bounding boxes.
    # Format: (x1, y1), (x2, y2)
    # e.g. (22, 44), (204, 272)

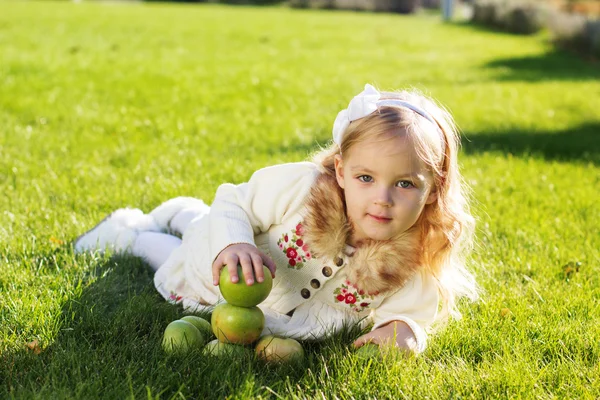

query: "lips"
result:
(368, 214), (392, 222)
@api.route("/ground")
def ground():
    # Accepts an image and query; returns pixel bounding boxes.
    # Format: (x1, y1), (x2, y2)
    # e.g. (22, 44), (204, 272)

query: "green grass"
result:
(1, 1), (599, 398)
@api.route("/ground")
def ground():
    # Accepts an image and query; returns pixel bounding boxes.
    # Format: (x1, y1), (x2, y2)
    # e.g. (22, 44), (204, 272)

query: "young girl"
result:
(75, 84), (478, 354)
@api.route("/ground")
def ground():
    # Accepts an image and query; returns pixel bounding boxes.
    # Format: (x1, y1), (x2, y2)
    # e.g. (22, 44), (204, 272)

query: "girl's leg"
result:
(74, 208), (161, 253)
(74, 197), (208, 254)
(170, 206), (209, 236)
(149, 197), (210, 236)
(132, 232), (182, 272)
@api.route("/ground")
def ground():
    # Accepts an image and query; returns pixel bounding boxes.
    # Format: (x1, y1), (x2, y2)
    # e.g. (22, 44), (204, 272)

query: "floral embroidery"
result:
(169, 291), (183, 304)
(333, 280), (376, 312)
(277, 223), (311, 269)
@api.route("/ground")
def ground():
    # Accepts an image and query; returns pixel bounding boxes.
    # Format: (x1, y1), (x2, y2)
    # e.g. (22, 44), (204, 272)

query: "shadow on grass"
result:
(273, 123), (600, 165)
(1, 253), (189, 397)
(452, 22), (600, 82)
(1, 251), (367, 398)
(452, 20), (522, 35)
(462, 122), (600, 164)
(484, 50), (600, 82)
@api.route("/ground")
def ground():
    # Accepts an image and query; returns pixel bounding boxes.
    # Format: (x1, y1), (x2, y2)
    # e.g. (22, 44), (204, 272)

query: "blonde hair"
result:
(312, 88), (478, 323)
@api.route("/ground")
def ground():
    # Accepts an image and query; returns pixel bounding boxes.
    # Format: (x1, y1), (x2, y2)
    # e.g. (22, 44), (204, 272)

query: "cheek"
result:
(395, 192), (426, 213)
(344, 190), (358, 209)
(344, 188), (364, 213)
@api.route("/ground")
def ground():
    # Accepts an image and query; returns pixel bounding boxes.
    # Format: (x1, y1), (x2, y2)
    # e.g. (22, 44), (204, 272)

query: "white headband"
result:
(332, 84), (442, 146)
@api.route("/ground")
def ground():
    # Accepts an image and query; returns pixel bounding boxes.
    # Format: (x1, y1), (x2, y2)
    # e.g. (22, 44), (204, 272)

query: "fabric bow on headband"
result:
(332, 84), (440, 146)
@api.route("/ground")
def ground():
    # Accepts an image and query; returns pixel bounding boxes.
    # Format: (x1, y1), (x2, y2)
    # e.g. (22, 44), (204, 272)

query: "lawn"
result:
(1, 1), (599, 398)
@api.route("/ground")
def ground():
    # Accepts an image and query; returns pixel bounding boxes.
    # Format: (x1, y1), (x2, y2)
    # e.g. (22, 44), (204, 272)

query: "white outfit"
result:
(75, 162), (439, 353)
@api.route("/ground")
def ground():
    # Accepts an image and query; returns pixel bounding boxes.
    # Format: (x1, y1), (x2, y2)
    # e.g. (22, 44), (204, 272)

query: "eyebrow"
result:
(350, 166), (426, 181)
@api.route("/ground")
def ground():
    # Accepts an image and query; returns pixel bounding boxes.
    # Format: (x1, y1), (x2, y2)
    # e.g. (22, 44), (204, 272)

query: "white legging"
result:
(131, 204), (208, 271)
(132, 232), (181, 272)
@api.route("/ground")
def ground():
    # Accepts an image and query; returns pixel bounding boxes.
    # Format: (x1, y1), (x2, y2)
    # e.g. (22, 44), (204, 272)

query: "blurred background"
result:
(100, 0), (600, 58)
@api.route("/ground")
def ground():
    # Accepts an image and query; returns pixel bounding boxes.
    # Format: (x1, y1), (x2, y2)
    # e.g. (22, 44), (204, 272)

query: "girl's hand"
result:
(353, 320), (418, 354)
(212, 243), (276, 286)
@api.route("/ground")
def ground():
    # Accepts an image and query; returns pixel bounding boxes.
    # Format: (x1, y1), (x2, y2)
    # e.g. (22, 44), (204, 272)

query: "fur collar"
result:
(301, 172), (423, 295)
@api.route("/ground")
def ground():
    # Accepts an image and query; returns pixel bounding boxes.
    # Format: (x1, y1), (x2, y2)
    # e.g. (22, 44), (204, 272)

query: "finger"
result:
(262, 254), (277, 278)
(224, 255), (240, 283)
(238, 254), (255, 285)
(212, 257), (224, 286)
(353, 334), (374, 348)
(250, 254), (265, 283)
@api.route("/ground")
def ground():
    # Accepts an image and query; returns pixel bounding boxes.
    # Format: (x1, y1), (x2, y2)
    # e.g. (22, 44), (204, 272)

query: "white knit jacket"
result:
(153, 162), (439, 352)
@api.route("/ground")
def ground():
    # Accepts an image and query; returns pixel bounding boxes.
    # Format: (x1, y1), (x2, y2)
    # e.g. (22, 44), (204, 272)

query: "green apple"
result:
(211, 303), (264, 345)
(202, 339), (250, 357)
(180, 315), (212, 338)
(355, 343), (381, 359)
(255, 335), (304, 364)
(162, 320), (204, 354)
(219, 264), (273, 307)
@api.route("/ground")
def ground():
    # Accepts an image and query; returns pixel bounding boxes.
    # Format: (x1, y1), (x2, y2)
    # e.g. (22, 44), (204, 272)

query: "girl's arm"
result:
(208, 162), (319, 284)
(353, 320), (418, 353)
(360, 271), (440, 354)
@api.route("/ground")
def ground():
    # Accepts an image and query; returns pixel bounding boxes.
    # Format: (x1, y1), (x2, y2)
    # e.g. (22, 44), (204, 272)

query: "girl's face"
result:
(334, 135), (437, 245)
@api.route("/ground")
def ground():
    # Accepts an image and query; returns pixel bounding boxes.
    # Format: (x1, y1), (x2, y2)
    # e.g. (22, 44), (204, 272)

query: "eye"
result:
(357, 175), (373, 183)
(396, 180), (414, 188)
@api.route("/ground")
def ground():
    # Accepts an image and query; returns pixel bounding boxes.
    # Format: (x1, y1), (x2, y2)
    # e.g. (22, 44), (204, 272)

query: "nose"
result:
(374, 186), (393, 207)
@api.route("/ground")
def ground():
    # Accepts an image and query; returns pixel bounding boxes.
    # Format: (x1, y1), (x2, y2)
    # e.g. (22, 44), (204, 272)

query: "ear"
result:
(334, 154), (345, 189)
(425, 188), (437, 205)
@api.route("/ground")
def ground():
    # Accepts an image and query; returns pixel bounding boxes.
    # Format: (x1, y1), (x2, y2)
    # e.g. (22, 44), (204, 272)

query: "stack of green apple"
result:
(162, 264), (304, 363)
(211, 264), (305, 363)
(204, 264), (272, 356)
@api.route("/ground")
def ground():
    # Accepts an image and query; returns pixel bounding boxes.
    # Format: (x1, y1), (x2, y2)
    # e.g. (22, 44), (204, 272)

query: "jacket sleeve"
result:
(260, 301), (356, 341)
(370, 271), (439, 353)
(208, 162), (319, 262)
